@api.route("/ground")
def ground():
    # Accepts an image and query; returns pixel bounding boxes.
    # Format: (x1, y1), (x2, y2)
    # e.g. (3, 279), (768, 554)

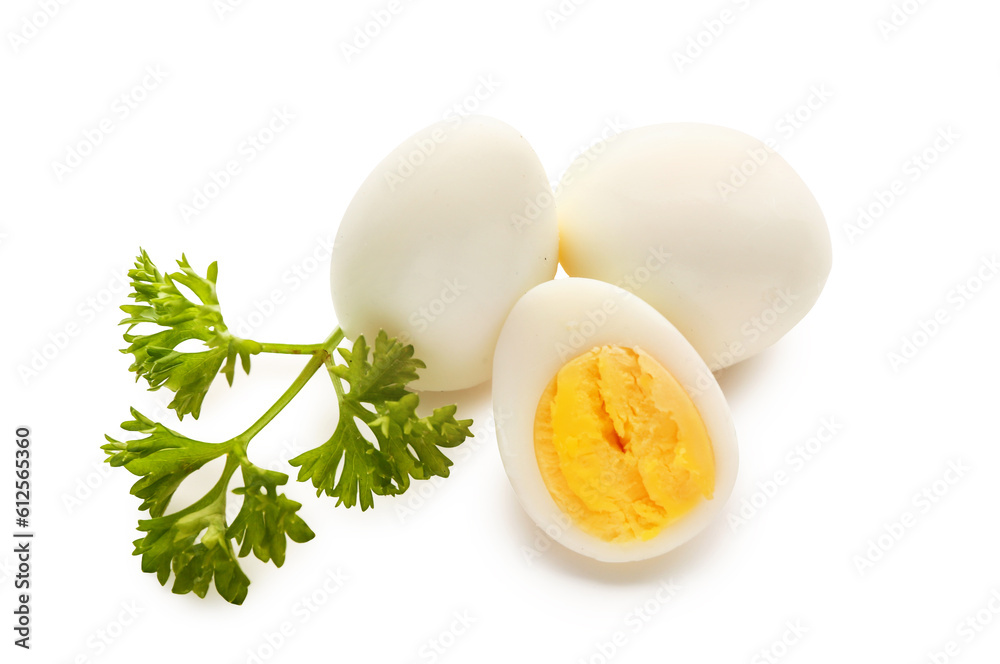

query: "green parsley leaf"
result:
(102, 408), (229, 517)
(133, 469), (250, 605)
(229, 464), (315, 567)
(120, 250), (260, 420)
(106, 407), (316, 604)
(290, 331), (473, 510)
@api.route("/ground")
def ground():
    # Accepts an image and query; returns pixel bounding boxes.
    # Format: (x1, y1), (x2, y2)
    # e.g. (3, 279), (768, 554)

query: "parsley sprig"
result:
(105, 251), (472, 605)
(120, 250), (262, 420)
(291, 333), (471, 509)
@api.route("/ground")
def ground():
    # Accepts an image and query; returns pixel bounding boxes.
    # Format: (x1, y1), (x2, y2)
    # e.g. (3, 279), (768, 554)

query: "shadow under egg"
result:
(502, 489), (733, 587)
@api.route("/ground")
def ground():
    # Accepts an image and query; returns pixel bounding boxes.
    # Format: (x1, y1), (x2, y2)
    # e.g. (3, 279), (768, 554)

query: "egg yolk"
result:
(533, 345), (715, 543)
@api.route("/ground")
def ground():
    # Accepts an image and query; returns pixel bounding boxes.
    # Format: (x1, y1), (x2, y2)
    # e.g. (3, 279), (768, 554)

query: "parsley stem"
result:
(257, 342), (327, 355)
(325, 353), (347, 402)
(236, 328), (345, 446)
(164, 455), (239, 521)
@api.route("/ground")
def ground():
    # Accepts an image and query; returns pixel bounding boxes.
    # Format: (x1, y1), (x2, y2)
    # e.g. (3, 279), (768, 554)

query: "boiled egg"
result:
(493, 278), (738, 562)
(331, 116), (557, 391)
(557, 123), (832, 371)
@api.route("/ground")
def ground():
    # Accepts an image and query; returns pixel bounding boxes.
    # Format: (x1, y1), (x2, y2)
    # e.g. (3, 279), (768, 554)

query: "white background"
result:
(3, 0), (1000, 662)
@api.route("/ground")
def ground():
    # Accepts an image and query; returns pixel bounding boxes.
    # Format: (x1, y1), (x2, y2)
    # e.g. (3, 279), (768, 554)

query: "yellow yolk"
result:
(533, 345), (716, 543)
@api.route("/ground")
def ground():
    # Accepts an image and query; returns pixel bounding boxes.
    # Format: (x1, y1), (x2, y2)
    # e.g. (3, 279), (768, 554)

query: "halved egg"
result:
(493, 278), (738, 562)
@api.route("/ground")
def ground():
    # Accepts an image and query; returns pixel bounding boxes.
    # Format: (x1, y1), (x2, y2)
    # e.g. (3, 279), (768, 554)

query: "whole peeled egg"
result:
(557, 123), (832, 371)
(331, 116), (558, 391)
(493, 277), (738, 562)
